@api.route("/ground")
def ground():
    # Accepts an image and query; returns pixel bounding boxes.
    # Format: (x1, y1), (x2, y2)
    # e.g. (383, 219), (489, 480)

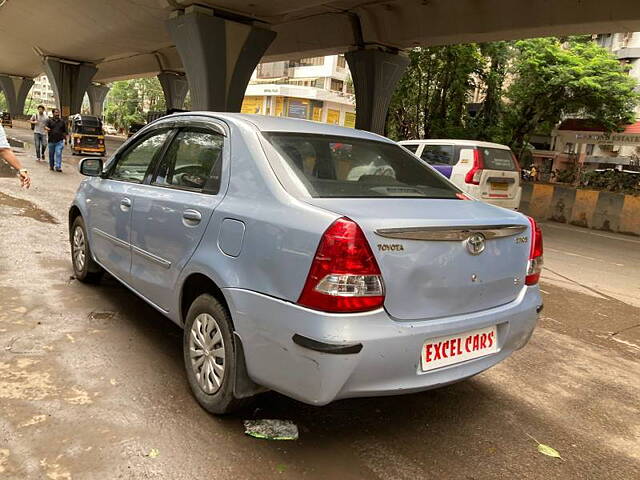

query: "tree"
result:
(387, 45), (483, 140)
(0, 90), (7, 112)
(103, 77), (167, 130)
(503, 37), (638, 155)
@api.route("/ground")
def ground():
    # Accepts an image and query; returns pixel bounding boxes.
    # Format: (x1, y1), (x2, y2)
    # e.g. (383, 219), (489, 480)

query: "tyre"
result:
(70, 216), (104, 283)
(183, 294), (246, 414)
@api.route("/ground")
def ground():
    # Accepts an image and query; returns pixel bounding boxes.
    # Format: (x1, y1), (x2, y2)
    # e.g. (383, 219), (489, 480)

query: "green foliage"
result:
(504, 37), (638, 154)
(104, 77), (166, 130)
(387, 44), (484, 140)
(581, 169), (640, 194)
(0, 90), (7, 112)
(387, 37), (638, 151)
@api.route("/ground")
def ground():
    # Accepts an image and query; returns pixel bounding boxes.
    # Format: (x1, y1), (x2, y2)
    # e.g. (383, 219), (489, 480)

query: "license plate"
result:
(421, 325), (498, 372)
(491, 182), (508, 191)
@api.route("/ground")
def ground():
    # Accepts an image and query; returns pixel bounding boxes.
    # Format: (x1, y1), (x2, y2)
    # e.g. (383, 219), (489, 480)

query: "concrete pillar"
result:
(87, 83), (110, 117)
(157, 71), (188, 111)
(345, 49), (409, 134)
(0, 75), (35, 117)
(166, 7), (276, 111)
(43, 58), (97, 117)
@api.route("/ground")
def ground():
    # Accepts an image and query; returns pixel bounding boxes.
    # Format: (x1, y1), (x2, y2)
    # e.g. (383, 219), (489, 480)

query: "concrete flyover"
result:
(2, 0), (640, 131)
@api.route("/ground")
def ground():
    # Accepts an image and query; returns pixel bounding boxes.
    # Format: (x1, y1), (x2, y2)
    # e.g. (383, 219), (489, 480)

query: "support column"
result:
(345, 49), (409, 134)
(87, 83), (110, 117)
(0, 75), (35, 118)
(43, 58), (97, 116)
(166, 6), (276, 111)
(157, 71), (188, 111)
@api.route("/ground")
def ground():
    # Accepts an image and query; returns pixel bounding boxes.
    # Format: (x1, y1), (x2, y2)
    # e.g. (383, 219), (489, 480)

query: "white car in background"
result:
(399, 139), (522, 210)
(104, 125), (118, 135)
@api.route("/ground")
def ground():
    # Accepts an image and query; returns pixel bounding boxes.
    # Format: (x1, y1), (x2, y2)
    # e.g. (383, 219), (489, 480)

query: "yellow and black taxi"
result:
(70, 114), (105, 156)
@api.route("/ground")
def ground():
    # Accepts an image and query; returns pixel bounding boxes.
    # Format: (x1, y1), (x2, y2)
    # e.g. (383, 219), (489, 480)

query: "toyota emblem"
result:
(466, 233), (486, 255)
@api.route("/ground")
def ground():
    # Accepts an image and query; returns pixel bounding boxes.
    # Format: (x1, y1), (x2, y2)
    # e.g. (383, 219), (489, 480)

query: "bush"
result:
(581, 170), (640, 194)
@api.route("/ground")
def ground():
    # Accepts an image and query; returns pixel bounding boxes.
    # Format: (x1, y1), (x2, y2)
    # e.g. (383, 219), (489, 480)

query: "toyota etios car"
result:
(69, 113), (543, 414)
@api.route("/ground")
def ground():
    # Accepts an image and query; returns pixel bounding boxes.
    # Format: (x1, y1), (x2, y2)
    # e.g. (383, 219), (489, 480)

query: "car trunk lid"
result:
(305, 198), (531, 320)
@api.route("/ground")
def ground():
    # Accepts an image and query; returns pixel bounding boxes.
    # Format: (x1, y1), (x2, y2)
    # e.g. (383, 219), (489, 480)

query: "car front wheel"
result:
(70, 216), (103, 283)
(183, 294), (246, 414)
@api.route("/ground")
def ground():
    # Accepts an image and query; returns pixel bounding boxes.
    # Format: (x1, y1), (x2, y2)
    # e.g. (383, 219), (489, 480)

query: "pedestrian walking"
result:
(0, 123), (31, 188)
(45, 108), (67, 172)
(30, 105), (48, 161)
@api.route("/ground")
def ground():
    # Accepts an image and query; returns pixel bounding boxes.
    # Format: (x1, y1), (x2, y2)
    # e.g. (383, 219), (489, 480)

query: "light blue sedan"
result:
(69, 113), (543, 414)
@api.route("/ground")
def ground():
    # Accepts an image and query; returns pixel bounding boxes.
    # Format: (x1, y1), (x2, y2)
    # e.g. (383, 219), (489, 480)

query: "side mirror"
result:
(79, 158), (103, 176)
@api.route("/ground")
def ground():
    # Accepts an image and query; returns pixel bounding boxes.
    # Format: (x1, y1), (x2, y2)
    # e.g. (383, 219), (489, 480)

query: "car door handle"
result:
(120, 197), (132, 211)
(183, 209), (202, 224)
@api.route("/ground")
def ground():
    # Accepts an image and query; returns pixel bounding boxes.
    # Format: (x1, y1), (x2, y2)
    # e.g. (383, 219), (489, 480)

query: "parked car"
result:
(69, 114), (543, 414)
(399, 139), (522, 210)
(104, 125), (117, 135)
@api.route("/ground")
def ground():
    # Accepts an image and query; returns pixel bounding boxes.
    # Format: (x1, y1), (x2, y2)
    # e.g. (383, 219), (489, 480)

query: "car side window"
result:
(110, 130), (171, 183)
(153, 128), (223, 193)
(402, 144), (419, 154)
(420, 144), (455, 165)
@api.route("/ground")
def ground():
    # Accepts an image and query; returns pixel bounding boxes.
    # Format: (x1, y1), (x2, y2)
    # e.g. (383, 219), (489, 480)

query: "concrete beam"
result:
(157, 72), (188, 111)
(87, 83), (110, 117)
(43, 58), (97, 117)
(0, 76), (34, 117)
(166, 9), (276, 111)
(345, 49), (409, 135)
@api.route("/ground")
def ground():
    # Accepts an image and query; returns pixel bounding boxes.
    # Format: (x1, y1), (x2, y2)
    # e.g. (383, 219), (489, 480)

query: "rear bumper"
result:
(225, 286), (541, 405)
(481, 186), (522, 210)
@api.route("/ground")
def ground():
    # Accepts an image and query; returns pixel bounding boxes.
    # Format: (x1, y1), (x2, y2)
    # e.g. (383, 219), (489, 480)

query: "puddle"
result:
(0, 192), (58, 224)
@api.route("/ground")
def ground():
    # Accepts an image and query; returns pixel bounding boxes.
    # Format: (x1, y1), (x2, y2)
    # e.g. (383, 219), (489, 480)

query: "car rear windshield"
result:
(265, 133), (461, 199)
(481, 147), (517, 171)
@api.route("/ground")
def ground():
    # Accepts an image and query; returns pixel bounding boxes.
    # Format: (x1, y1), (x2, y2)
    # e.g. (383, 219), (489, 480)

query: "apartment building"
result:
(241, 55), (356, 127)
(595, 32), (640, 117)
(29, 74), (57, 111)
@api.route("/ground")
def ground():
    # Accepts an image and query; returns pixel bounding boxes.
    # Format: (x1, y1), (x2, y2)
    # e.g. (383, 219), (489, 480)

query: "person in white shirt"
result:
(30, 105), (49, 161)
(0, 124), (31, 188)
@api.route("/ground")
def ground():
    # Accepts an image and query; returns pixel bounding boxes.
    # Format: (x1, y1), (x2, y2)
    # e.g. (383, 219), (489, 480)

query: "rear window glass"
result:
(265, 133), (460, 199)
(421, 144), (455, 165)
(481, 148), (517, 171)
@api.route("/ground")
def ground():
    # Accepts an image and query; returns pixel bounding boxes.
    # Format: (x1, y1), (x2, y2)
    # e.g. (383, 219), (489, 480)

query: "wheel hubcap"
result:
(189, 313), (225, 394)
(72, 226), (86, 272)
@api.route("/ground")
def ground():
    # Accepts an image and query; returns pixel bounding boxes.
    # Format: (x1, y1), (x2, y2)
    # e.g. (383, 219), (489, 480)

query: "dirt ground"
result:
(1, 128), (638, 479)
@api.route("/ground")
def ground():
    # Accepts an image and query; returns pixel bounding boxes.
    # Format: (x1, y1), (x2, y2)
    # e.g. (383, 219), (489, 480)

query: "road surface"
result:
(1, 126), (638, 479)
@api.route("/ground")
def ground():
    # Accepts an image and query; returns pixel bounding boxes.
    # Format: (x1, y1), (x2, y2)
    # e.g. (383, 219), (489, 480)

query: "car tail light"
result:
(525, 217), (543, 285)
(465, 148), (484, 185)
(298, 217), (385, 313)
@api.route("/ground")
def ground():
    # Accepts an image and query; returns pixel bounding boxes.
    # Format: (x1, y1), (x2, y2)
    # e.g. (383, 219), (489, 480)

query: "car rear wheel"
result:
(71, 216), (103, 283)
(183, 294), (247, 414)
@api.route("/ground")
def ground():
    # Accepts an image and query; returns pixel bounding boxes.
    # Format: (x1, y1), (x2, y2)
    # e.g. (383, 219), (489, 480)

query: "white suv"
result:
(399, 139), (522, 210)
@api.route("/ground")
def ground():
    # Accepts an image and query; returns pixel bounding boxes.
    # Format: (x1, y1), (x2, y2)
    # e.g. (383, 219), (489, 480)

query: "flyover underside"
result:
(1, 0), (640, 82)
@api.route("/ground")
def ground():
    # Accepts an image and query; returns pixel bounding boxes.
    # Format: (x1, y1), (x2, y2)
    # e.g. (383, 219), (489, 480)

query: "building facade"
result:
(595, 32), (640, 117)
(29, 74), (57, 111)
(531, 119), (640, 181)
(241, 55), (356, 127)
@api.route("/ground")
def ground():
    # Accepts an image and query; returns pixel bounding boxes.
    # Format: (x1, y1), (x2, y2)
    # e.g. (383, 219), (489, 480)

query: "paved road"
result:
(1, 127), (638, 479)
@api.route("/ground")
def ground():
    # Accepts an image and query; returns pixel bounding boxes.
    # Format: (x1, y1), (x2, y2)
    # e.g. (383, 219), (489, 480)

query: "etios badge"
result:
(466, 233), (486, 255)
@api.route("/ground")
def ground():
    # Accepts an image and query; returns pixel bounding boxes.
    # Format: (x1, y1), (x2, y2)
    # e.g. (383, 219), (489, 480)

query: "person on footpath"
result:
(30, 105), (48, 162)
(0, 123), (31, 188)
(45, 108), (67, 172)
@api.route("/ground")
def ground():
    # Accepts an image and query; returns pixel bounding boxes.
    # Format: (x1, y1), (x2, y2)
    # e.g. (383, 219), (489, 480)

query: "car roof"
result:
(398, 139), (511, 150)
(160, 112), (393, 144)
